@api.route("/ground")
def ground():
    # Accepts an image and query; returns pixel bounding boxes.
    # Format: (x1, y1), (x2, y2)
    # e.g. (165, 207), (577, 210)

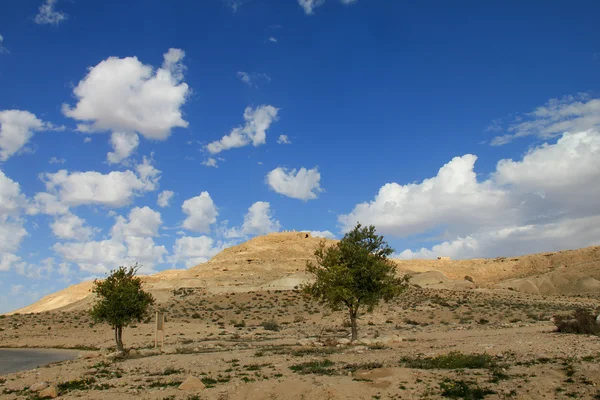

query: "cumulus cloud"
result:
(170, 236), (229, 268)
(268, 37), (277, 43)
(62, 49), (189, 156)
(202, 158), (218, 168)
(49, 157), (65, 164)
(54, 206), (166, 275)
(341, 129), (600, 259)
(277, 134), (291, 144)
(157, 190), (174, 208)
(206, 105), (278, 154)
(40, 156), (160, 208)
(111, 206), (162, 238)
(34, 0), (67, 25)
(0, 170), (28, 259)
(0, 110), (49, 161)
(242, 201), (281, 235)
(107, 132), (139, 164)
(51, 213), (93, 241)
(490, 95), (600, 145)
(182, 192), (218, 233)
(266, 167), (322, 200)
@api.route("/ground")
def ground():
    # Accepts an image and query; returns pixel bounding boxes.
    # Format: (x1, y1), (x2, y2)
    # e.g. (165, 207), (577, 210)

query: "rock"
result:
(358, 338), (373, 345)
(162, 346), (177, 355)
(39, 385), (59, 398)
(29, 381), (49, 392)
(139, 348), (161, 357)
(105, 351), (123, 360)
(79, 351), (100, 359)
(297, 339), (313, 346)
(596, 314), (600, 325)
(179, 376), (206, 391)
(337, 338), (351, 345)
(128, 349), (139, 356)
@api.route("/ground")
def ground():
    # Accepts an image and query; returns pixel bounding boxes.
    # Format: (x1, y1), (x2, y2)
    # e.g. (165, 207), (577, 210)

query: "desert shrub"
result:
(261, 319), (280, 331)
(439, 378), (496, 399)
(191, 312), (201, 319)
(289, 359), (336, 375)
(401, 352), (494, 370)
(464, 276), (474, 283)
(554, 309), (600, 335)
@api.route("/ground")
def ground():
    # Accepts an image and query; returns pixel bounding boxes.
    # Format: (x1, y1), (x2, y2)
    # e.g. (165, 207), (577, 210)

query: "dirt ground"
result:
(1, 287), (600, 399)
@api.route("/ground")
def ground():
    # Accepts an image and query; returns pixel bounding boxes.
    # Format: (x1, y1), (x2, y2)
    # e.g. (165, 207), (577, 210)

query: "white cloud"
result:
(40, 156), (160, 208)
(0, 110), (49, 161)
(240, 201), (281, 236)
(277, 134), (291, 144)
(83, 137), (92, 143)
(49, 156), (65, 164)
(236, 71), (271, 87)
(341, 129), (600, 259)
(107, 131), (139, 164)
(340, 0), (358, 3)
(298, 0), (325, 14)
(303, 230), (336, 239)
(268, 37), (278, 43)
(224, 0), (247, 12)
(170, 235), (229, 268)
(0, 170), (28, 257)
(266, 166), (322, 200)
(237, 71), (251, 85)
(53, 206), (166, 275)
(206, 105), (279, 154)
(182, 192), (218, 233)
(202, 157), (218, 168)
(62, 48), (189, 140)
(490, 95), (600, 145)
(51, 213), (93, 241)
(27, 192), (69, 216)
(111, 206), (162, 238)
(0, 34), (8, 54)
(157, 190), (174, 208)
(0, 253), (21, 272)
(34, 0), (67, 25)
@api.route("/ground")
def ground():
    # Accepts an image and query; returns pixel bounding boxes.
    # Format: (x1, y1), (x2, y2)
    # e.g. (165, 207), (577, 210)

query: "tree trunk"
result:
(115, 326), (124, 352)
(349, 308), (358, 342)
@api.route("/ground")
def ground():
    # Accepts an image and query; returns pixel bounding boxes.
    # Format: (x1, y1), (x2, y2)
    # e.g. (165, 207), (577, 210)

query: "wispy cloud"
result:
(35, 0), (67, 26)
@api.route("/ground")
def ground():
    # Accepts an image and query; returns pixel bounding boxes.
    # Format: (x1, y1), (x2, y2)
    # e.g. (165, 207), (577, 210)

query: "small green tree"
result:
(90, 265), (154, 352)
(303, 223), (409, 341)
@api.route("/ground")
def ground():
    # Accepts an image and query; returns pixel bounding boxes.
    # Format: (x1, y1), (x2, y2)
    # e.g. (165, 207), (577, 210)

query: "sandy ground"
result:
(1, 287), (599, 399)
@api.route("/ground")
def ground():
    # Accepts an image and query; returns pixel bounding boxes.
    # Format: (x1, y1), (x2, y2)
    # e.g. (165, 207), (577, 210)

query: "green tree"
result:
(303, 223), (409, 341)
(90, 265), (155, 352)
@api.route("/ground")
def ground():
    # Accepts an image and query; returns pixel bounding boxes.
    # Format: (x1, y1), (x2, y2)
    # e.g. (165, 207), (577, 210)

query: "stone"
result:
(39, 385), (59, 398)
(162, 346), (177, 354)
(179, 376), (206, 391)
(128, 349), (139, 356)
(596, 314), (600, 325)
(297, 339), (313, 346)
(337, 338), (351, 345)
(105, 351), (123, 360)
(139, 348), (161, 357)
(79, 351), (100, 359)
(29, 381), (49, 392)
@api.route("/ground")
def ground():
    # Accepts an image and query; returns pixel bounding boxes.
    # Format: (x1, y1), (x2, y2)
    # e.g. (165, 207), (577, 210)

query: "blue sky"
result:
(1, 0), (599, 312)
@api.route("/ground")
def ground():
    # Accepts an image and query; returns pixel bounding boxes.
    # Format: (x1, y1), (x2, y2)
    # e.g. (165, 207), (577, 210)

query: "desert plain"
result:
(1, 232), (599, 399)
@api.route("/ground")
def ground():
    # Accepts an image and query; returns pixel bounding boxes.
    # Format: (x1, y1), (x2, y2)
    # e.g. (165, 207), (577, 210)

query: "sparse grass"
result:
(289, 359), (336, 375)
(57, 377), (97, 393)
(401, 352), (494, 370)
(439, 378), (496, 399)
(343, 362), (383, 372)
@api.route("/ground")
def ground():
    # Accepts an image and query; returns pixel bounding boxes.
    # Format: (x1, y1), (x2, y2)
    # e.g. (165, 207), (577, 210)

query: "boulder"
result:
(105, 351), (123, 360)
(29, 381), (49, 392)
(128, 349), (139, 357)
(596, 314), (600, 326)
(162, 346), (178, 355)
(179, 376), (206, 391)
(337, 338), (351, 345)
(39, 385), (59, 398)
(139, 348), (161, 357)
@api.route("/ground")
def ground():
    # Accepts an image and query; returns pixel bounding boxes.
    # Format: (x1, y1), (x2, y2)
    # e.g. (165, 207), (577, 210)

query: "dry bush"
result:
(553, 309), (600, 335)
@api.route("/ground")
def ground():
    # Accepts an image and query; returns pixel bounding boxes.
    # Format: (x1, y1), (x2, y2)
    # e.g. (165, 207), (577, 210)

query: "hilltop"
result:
(8, 230), (600, 315)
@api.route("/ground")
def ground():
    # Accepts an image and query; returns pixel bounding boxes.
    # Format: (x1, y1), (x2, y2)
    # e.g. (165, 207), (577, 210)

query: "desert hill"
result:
(8, 231), (600, 315)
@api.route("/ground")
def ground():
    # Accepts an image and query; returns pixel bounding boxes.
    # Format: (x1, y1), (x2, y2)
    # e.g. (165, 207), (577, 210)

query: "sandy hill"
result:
(8, 231), (600, 315)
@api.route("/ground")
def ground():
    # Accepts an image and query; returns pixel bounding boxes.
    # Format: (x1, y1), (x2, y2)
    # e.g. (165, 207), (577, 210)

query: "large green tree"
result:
(90, 265), (155, 352)
(304, 223), (409, 341)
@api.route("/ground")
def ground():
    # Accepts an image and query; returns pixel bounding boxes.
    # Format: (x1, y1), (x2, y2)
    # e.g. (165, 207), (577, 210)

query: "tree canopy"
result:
(90, 265), (154, 352)
(303, 223), (409, 341)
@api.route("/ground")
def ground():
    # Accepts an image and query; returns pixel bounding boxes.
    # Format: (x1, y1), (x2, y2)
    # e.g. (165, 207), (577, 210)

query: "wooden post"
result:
(155, 312), (165, 349)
